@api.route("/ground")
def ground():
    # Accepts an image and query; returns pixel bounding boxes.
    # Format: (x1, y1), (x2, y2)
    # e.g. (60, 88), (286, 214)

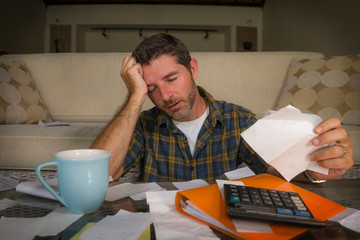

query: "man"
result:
(91, 33), (353, 183)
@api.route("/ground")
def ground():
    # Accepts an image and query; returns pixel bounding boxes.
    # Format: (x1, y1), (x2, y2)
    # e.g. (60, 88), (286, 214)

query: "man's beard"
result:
(162, 78), (197, 121)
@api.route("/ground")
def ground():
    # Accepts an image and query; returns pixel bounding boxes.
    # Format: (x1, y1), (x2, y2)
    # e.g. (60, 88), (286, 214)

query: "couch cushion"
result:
(343, 125), (360, 165)
(0, 123), (106, 169)
(0, 60), (52, 124)
(276, 55), (360, 125)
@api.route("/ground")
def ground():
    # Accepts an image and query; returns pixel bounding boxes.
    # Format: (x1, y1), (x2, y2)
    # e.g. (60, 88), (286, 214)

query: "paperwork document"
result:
(330, 207), (360, 233)
(105, 182), (164, 201)
(146, 184), (219, 239)
(0, 207), (82, 239)
(0, 198), (17, 211)
(241, 105), (329, 181)
(224, 166), (255, 180)
(0, 175), (21, 192)
(173, 179), (209, 190)
(36, 207), (83, 237)
(79, 211), (158, 240)
(16, 178), (58, 200)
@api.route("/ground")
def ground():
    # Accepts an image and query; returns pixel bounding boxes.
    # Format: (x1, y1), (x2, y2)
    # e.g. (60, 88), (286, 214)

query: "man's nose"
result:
(158, 85), (171, 101)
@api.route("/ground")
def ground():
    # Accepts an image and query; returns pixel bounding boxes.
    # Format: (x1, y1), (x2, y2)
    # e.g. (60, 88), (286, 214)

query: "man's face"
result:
(142, 55), (198, 121)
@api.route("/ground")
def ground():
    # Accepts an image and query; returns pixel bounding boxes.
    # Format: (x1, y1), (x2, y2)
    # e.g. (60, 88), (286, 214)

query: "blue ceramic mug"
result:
(35, 149), (111, 214)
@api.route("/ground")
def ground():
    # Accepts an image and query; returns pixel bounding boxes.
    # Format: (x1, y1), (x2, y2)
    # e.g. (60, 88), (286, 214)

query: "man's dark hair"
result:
(132, 33), (192, 72)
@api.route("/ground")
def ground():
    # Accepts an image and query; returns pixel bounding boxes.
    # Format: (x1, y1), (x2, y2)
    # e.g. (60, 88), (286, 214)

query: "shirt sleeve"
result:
(122, 118), (145, 175)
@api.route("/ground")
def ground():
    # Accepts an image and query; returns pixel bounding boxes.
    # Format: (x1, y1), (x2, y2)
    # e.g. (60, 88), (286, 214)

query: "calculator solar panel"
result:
(224, 184), (326, 227)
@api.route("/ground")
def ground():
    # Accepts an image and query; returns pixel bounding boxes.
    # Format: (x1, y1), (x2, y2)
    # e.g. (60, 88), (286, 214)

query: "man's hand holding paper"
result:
(241, 105), (353, 182)
(309, 116), (353, 181)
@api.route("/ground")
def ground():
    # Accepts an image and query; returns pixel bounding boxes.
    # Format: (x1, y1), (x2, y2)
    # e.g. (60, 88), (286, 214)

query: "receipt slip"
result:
(241, 105), (329, 181)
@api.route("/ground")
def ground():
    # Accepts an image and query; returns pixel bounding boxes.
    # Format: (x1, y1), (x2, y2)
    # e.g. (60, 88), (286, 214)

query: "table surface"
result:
(1, 179), (360, 240)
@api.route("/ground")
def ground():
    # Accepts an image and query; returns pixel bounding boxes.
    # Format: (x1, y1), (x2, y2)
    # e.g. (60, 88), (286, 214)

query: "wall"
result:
(263, 0), (360, 56)
(2, 1), (359, 55)
(78, 26), (230, 53)
(0, 0), (46, 54)
(46, 4), (262, 52)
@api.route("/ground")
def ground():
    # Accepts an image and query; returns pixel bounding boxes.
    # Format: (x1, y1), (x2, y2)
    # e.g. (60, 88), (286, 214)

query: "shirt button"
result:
(190, 166), (194, 171)
(180, 136), (186, 140)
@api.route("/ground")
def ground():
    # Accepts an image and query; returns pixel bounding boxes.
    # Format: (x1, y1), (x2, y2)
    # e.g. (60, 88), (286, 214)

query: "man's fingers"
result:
(310, 145), (347, 162)
(121, 56), (134, 72)
(121, 56), (130, 68)
(121, 57), (140, 81)
(309, 117), (354, 181)
(310, 145), (353, 171)
(314, 118), (341, 134)
(312, 127), (350, 147)
(315, 157), (353, 172)
(120, 56), (147, 98)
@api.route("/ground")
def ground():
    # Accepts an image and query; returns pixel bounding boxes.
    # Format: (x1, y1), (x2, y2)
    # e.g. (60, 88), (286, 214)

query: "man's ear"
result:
(190, 58), (198, 80)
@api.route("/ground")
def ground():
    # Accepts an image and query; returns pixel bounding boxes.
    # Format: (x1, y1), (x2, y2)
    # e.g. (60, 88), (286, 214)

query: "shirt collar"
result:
(197, 86), (223, 128)
(157, 86), (223, 129)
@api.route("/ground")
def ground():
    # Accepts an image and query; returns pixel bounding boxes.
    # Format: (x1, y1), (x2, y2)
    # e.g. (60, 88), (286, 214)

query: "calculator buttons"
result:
(276, 208), (293, 216)
(294, 210), (311, 218)
(230, 195), (240, 203)
(224, 184), (325, 227)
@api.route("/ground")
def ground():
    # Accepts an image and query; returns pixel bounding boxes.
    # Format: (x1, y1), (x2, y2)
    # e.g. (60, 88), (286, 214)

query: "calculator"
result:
(224, 184), (326, 227)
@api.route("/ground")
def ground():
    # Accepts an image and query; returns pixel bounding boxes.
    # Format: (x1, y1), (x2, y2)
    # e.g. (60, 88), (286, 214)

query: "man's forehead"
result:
(143, 56), (181, 77)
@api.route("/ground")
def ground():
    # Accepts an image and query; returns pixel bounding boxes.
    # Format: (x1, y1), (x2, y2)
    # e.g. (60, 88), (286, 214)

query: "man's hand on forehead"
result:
(120, 56), (148, 98)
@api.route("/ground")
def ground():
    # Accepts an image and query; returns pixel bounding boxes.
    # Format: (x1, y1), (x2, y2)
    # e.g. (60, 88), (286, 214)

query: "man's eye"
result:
(167, 77), (177, 82)
(148, 86), (155, 93)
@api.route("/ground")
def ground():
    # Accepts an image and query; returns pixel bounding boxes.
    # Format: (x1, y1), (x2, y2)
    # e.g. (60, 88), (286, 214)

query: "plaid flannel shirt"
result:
(123, 86), (268, 182)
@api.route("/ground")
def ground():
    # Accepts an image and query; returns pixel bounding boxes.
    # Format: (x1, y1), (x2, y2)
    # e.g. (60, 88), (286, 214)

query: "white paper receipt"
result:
(241, 105), (329, 181)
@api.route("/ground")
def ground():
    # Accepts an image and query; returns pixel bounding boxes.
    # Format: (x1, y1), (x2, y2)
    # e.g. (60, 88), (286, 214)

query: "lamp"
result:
(204, 30), (209, 39)
(102, 29), (108, 38)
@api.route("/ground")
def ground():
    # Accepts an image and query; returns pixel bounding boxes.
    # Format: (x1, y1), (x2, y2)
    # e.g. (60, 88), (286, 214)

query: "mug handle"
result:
(35, 161), (66, 207)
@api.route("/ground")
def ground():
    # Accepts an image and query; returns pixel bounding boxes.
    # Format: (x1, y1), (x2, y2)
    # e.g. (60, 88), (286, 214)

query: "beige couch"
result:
(0, 52), (359, 178)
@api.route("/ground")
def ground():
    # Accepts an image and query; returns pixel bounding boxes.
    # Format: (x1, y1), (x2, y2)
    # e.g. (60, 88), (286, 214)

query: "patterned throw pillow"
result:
(276, 55), (360, 125)
(0, 60), (52, 124)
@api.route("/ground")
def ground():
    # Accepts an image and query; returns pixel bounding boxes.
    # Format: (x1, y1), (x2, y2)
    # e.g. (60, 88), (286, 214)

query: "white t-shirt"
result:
(172, 106), (210, 156)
